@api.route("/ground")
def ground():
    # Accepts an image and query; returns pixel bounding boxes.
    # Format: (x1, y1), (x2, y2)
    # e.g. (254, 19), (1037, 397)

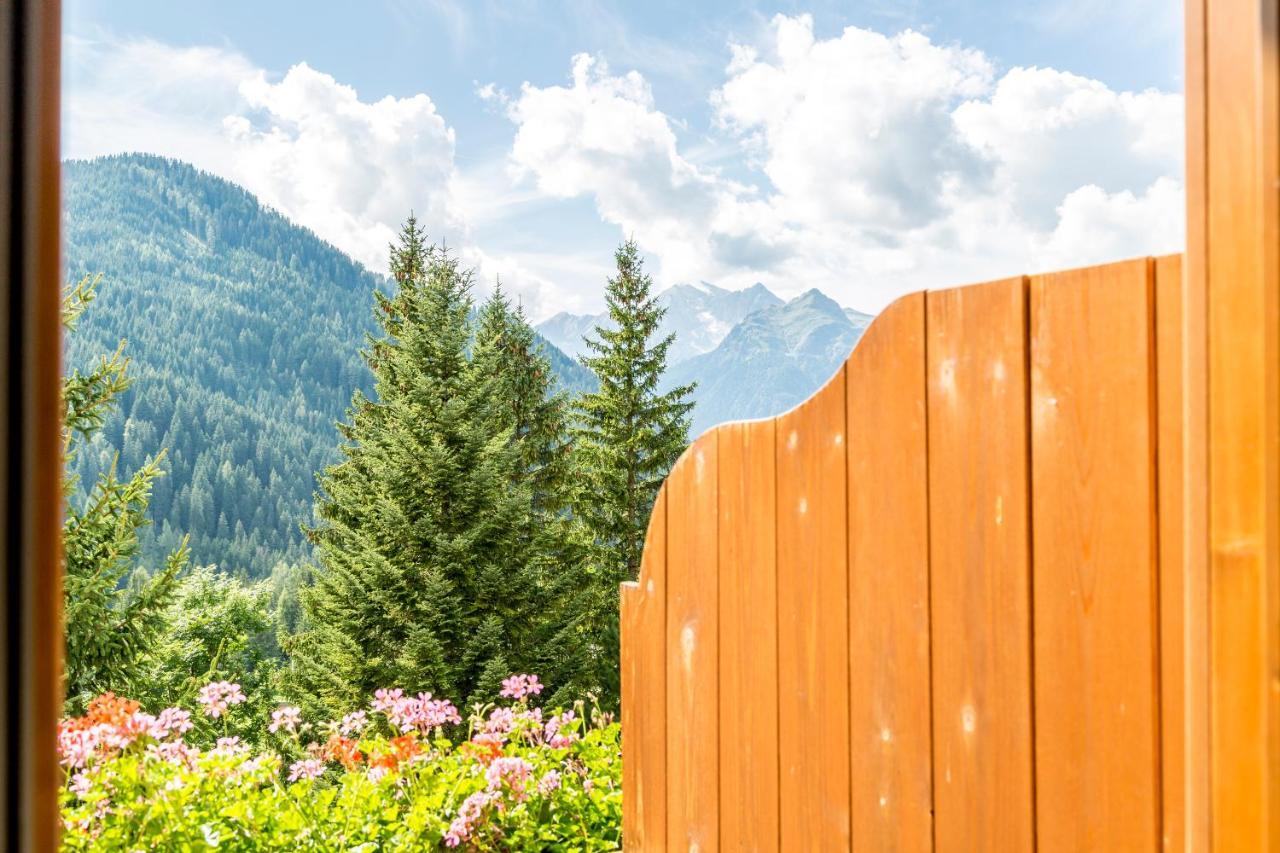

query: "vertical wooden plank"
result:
(1180, 4), (1212, 849)
(1203, 0), (1280, 848)
(846, 293), (933, 851)
(1155, 254), (1187, 853)
(621, 585), (641, 849)
(718, 419), (779, 851)
(1030, 259), (1161, 851)
(666, 433), (719, 851)
(622, 487), (667, 852)
(927, 278), (1034, 851)
(776, 368), (850, 849)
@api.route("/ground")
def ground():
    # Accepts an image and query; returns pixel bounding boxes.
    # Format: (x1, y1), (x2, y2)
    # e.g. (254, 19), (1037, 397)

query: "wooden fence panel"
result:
(665, 433), (720, 851)
(1155, 253), (1187, 851)
(718, 419), (780, 851)
(1029, 259), (1161, 850)
(845, 292), (933, 851)
(621, 254), (1197, 851)
(776, 368), (851, 849)
(621, 487), (667, 852)
(926, 278), (1036, 851)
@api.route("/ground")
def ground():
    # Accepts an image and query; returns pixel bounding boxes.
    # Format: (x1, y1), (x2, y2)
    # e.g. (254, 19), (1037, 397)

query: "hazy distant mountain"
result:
(667, 289), (873, 436)
(539, 276), (878, 438)
(535, 311), (602, 363)
(844, 307), (875, 334)
(660, 282), (784, 363)
(537, 280), (783, 364)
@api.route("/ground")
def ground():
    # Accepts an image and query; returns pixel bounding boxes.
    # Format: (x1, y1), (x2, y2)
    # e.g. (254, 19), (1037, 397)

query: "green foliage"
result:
(290, 219), (576, 716)
(134, 565), (284, 746)
(59, 683), (621, 851)
(63, 154), (593, 578)
(472, 283), (574, 523)
(61, 274), (187, 713)
(62, 155), (382, 577)
(561, 240), (694, 705)
(471, 284), (586, 693)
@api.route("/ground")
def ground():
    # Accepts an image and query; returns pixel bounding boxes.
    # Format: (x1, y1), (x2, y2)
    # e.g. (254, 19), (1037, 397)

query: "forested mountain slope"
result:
(62, 154), (590, 577)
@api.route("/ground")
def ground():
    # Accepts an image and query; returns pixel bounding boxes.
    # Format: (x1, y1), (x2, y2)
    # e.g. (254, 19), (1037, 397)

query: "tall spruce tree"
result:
(289, 218), (540, 715)
(62, 275), (187, 713)
(566, 239), (694, 704)
(471, 284), (581, 693)
(472, 283), (574, 526)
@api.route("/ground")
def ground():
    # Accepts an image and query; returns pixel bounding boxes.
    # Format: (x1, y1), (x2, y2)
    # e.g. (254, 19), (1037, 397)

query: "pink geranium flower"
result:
(268, 706), (302, 734)
(543, 710), (577, 749)
(197, 681), (246, 719)
(371, 688), (460, 734)
(444, 790), (493, 847)
(538, 769), (561, 796)
(287, 758), (325, 782)
(339, 710), (368, 736)
(156, 707), (193, 737)
(499, 674), (543, 700)
(485, 756), (534, 801)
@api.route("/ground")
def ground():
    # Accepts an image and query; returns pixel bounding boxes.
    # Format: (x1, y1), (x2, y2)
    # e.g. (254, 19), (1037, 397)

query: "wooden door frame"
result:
(1185, 0), (1280, 848)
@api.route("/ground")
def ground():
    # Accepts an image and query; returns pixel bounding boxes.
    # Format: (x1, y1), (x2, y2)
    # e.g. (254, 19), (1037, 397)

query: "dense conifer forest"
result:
(62, 154), (592, 577)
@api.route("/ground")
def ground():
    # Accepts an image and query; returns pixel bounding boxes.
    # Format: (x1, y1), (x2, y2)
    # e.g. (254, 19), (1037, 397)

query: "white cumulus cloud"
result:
(502, 13), (1185, 309)
(64, 36), (463, 278)
(226, 63), (462, 271)
(505, 53), (732, 285)
(65, 17), (1186, 315)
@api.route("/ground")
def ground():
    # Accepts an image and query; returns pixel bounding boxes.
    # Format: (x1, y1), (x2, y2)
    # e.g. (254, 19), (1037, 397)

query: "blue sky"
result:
(63, 0), (1184, 317)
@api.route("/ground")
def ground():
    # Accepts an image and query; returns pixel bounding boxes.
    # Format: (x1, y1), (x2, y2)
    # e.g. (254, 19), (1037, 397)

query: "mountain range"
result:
(664, 289), (872, 435)
(538, 283), (872, 436)
(538, 280), (784, 365)
(62, 153), (874, 576)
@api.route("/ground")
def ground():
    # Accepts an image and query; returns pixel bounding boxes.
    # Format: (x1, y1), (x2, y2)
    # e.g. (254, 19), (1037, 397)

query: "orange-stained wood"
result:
(621, 487), (668, 852)
(665, 433), (720, 851)
(718, 419), (780, 851)
(1180, 3), (1212, 849)
(1155, 253), (1188, 852)
(1202, 0), (1280, 847)
(1029, 259), (1161, 851)
(927, 278), (1035, 852)
(845, 292), (932, 851)
(776, 368), (851, 850)
(619, 253), (1228, 851)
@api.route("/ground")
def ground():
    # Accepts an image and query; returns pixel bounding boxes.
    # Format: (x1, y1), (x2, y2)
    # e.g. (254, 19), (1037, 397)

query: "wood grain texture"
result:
(718, 419), (779, 851)
(1155, 254), (1187, 853)
(4, 1), (67, 849)
(1204, 0), (1280, 847)
(846, 293), (933, 851)
(776, 368), (851, 850)
(665, 433), (720, 851)
(622, 487), (668, 852)
(620, 254), (1220, 851)
(1180, 3), (1212, 848)
(1030, 259), (1161, 851)
(927, 278), (1034, 852)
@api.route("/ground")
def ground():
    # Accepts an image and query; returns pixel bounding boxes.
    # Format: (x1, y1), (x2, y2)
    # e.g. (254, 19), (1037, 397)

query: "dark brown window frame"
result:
(1, 0), (64, 849)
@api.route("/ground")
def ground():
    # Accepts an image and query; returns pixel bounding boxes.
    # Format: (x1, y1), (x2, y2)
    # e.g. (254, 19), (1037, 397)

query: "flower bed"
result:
(58, 675), (621, 850)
